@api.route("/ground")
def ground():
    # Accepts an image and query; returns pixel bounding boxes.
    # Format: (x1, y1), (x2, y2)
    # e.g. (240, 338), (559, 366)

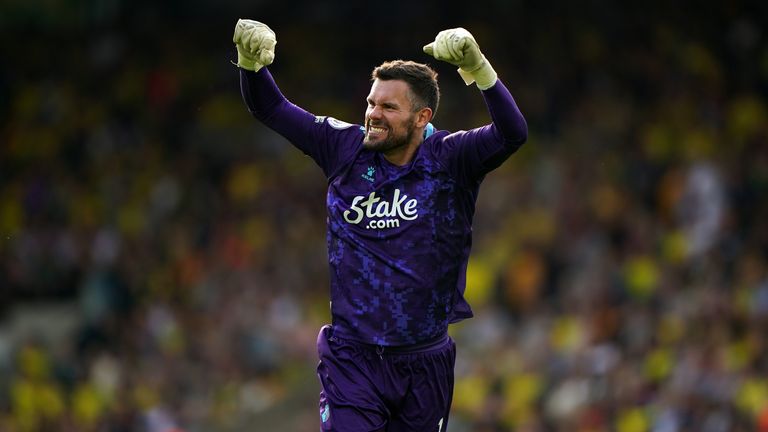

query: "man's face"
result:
(363, 79), (419, 153)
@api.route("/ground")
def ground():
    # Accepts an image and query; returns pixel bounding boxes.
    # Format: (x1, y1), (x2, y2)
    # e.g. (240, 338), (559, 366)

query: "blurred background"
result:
(1, 0), (768, 430)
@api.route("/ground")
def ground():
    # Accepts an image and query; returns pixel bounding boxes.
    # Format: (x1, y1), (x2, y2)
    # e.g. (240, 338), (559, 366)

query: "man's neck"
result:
(382, 129), (426, 166)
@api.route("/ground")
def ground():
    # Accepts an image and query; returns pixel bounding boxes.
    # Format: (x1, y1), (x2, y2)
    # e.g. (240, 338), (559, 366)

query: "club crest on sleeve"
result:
(328, 117), (355, 129)
(314, 116), (356, 130)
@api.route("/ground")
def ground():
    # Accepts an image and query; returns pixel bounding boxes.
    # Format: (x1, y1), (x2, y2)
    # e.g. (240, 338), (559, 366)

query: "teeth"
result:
(369, 127), (386, 133)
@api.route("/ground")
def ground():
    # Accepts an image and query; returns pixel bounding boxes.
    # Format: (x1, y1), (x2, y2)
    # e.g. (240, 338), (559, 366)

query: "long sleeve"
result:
(481, 79), (528, 154)
(432, 79), (528, 185)
(239, 67), (363, 177)
(239, 67), (317, 145)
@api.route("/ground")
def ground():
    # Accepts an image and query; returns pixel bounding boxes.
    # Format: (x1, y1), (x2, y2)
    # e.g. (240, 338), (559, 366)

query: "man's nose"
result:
(368, 105), (383, 119)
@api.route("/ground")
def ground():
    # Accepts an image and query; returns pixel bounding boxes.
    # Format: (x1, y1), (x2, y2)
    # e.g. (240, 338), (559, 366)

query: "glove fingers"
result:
(234, 19), (258, 44)
(436, 37), (456, 63)
(425, 29), (465, 65)
(257, 33), (276, 65)
(434, 37), (446, 58)
(425, 27), (493, 85)
(259, 38), (276, 65)
(429, 30), (449, 58)
(233, 19), (277, 71)
(233, 22), (246, 44)
(259, 50), (274, 66)
(248, 31), (261, 54)
(460, 37), (482, 71)
(446, 32), (464, 61)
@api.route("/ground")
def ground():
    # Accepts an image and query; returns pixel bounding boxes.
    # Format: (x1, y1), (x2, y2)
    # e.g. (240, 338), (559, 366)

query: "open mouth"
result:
(366, 123), (388, 139)
(368, 126), (387, 134)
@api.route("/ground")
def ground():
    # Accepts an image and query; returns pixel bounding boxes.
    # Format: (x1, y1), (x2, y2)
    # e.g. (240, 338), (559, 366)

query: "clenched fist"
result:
(423, 28), (497, 90)
(233, 19), (276, 72)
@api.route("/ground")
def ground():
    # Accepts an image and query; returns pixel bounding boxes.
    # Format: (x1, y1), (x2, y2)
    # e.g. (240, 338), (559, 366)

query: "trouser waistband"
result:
(330, 329), (450, 355)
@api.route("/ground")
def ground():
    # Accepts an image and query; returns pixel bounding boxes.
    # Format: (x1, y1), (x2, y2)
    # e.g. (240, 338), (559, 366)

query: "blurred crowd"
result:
(1, 1), (767, 431)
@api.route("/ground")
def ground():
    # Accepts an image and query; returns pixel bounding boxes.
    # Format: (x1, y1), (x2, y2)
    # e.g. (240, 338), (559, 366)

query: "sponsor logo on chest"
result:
(342, 189), (418, 230)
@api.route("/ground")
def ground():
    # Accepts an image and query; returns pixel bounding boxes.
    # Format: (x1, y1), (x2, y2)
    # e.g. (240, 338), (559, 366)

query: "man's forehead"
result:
(368, 79), (412, 101)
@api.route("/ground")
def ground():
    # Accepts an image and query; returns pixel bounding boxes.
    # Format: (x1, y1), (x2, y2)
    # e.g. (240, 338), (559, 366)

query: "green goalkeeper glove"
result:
(423, 28), (498, 90)
(232, 19), (276, 72)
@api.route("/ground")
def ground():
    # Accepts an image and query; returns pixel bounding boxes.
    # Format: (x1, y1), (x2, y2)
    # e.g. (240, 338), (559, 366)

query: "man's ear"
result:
(416, 107), (433, 128)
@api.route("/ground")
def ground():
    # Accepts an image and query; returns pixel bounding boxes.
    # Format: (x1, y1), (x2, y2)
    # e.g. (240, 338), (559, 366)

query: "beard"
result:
(363, 116), (417, 153)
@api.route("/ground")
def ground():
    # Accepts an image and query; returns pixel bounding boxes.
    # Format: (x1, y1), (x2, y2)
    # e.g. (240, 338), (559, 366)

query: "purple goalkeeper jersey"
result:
(240, 68), (527, 346)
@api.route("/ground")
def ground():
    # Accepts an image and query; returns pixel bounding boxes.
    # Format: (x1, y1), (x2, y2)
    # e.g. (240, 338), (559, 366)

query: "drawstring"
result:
(376, 345), (384, 360)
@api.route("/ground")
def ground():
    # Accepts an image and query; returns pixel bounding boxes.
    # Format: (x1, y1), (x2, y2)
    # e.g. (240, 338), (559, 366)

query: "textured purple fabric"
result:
(316, 325), (455, 431)
(240, 67), (527, 346)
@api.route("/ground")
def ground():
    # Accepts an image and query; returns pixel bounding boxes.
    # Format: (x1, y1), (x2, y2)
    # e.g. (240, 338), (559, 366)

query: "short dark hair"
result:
(372, 60), (440, 118)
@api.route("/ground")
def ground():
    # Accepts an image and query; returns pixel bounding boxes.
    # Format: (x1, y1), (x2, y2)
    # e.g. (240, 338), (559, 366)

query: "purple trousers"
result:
(316, 325), (456, 432)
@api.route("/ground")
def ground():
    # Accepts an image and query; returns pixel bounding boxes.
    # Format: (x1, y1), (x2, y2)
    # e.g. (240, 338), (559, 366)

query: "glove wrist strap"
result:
(237, 56), (264, 72)
(457, 56), (498, 90)
(457, 68), (476, 86)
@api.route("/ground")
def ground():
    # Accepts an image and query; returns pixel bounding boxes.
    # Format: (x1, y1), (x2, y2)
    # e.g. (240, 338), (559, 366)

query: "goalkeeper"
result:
(233, 19), (527, 432)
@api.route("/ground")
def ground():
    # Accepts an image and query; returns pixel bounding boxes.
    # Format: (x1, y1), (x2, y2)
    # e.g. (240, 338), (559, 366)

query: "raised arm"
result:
(423, 28), (528, 181)
(233, 19), (362, 177)
(233, 19), (315, 138)
(478, 78), (528, 154)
